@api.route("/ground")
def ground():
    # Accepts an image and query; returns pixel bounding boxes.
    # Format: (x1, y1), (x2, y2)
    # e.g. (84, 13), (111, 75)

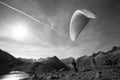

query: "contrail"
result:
(0, 1), (69, 39)
(0, 1), (48, 27)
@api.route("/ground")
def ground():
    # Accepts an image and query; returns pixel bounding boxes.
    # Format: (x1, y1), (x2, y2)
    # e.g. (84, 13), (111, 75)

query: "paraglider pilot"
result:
(72, 58), (78, 72)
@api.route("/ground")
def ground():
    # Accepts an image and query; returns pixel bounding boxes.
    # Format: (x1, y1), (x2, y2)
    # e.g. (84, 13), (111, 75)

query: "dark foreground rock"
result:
(24, 68), (120, 80)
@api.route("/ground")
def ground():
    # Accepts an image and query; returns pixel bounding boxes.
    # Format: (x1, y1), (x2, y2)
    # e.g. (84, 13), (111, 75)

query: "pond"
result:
(0, 71), (29, 80)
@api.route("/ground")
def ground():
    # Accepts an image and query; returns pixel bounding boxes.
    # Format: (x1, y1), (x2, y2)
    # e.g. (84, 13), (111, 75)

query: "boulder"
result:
(76, 56), (95, 71)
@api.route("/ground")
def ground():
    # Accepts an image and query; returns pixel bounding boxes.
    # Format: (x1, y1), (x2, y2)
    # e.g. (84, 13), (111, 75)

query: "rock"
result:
(61, 57), (74, 69)
(95, 47), (120, 68)
(94, 52), (112, 68)
(76, 46), (120, 72)
(29, 56), (70, 76)
(76, 56), (95, 71)
(41, 56), (70, 72)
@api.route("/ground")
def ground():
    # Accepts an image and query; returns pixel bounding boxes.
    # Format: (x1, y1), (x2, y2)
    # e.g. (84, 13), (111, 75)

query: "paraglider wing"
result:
(70, 9), (96, 41)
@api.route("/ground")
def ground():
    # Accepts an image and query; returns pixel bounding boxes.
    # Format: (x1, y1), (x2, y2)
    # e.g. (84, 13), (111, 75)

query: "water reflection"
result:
(0, 71), (29, 80)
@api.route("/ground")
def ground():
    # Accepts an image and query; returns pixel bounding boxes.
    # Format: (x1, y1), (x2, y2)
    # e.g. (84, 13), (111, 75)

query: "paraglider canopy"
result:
(70, 9), (96, 41)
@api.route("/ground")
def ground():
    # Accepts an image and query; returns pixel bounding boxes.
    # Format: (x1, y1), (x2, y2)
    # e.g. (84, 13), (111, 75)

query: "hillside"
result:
(76, 46), (120, 71)
(0, 49), (23, 74)
(1, 46), (120, 80)
(24, 46), (120, 80)
(28, 56), (70, 77)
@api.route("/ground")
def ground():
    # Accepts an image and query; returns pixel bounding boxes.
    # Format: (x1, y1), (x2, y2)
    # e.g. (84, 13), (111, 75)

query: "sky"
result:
(0, 0), (120, 59)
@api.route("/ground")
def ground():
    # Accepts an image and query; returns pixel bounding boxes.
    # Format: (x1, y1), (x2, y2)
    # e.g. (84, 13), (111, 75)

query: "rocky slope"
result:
(61, 57), (74, 69)
(76, 46), (120, 72)
(24, 46), (120, 80)
(1, 46), (120, 80)
(28, 56), (70, 76)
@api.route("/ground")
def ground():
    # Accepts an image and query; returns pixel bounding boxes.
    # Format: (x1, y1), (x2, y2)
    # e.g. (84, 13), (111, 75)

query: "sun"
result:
(10, 23), (28, 40)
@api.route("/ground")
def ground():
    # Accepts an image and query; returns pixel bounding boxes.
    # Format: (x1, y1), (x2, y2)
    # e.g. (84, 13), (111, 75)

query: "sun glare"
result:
(10, 23), (28, 40)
